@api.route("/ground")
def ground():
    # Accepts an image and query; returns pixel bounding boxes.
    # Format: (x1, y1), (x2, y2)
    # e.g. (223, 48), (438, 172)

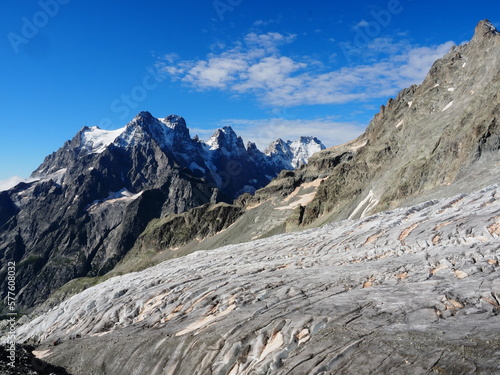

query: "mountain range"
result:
(1, 19), (500, 375)
(0, 113), (323, 310)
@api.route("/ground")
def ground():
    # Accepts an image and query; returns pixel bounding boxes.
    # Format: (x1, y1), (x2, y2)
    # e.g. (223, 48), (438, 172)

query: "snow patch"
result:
(442, 101), (454, 112)
(276, 192), (317, 210)
(87, 188), (143, 211)
(408, 101), (413, 108)
(447, 88), (455, 92)
(81, 126), (126, 154)
(348, 189), (379, 219)
(396, 120), (404, 128)
(40, 168), (67, 185)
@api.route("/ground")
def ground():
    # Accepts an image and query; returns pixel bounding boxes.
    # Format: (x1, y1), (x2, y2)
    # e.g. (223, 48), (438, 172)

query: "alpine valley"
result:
(1, 20), (500, 375)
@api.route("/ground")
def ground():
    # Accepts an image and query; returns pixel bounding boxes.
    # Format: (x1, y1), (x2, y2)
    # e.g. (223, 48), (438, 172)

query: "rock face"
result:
(0, 112), (322, 311)
(315, 20), (500, 218)
(0, 344), (71, 375)
(125, 202), (244, 269)
(13, 184), (500, 374)
(249, 19), (500, 229)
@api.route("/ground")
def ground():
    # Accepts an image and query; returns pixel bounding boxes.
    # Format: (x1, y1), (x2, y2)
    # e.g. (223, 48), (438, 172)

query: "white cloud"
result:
(252, 17), (282, 28)
(159, 32), (455, 107)
(159, 32), (298, 91)
(192, 118), (365, 150)
(184, 56), (249, 89)
(354, 20), (370, 29)
(0, 176), (28, 192)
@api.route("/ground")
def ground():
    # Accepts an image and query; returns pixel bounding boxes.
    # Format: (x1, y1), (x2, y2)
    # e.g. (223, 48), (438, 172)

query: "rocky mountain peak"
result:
(265, 136), (325, 169)
(161, 114), (189, 134)
(135, 110), (154, 121)
(472, 19), (499, 43)
(246, 141), (260, 152)
(118, 111), (169, 149)
(206, 126), (245, 151)
(126, 111), (161, 134)
(297, 136), (321, 144)
(265, 138), (292, 156)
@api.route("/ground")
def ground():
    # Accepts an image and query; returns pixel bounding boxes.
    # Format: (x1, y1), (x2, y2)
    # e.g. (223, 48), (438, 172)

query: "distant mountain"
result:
(31, 113), (323, 198)
(0, 112), (323, 311)
(265, 136), (325, 170)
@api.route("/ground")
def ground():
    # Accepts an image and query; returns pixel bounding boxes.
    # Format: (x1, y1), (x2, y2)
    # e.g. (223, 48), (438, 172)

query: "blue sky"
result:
(1, 0), (499, 188)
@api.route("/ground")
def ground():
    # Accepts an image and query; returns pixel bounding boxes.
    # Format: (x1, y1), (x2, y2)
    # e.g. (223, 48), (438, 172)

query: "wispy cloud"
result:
(354, 20), (370, 30)
(158, 32), (455, 108)
(192, 117), (365, 150)
(0, 176), (28, 192)
(252, 18), (281, 27)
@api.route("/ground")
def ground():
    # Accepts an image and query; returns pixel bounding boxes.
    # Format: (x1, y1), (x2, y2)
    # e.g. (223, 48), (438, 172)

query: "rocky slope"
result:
(299, 19), (500, 225)
(228, 19), (500, 231)
(0, 344), (71, 375)
(0, 112), (323, 311)
(12, 184), (500, 374)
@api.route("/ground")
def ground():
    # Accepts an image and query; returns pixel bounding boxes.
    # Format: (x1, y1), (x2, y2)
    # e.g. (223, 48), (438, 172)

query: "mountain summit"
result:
(265, 136), (325, 169)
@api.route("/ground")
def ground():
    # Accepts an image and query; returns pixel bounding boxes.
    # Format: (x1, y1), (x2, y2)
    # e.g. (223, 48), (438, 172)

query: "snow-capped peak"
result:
(114, 112), (183, 150)
(160, 115), (188, 133)
(289, 136), (325, 168)
(265, 136), (325, 169)
(206, 126), (244, 152)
